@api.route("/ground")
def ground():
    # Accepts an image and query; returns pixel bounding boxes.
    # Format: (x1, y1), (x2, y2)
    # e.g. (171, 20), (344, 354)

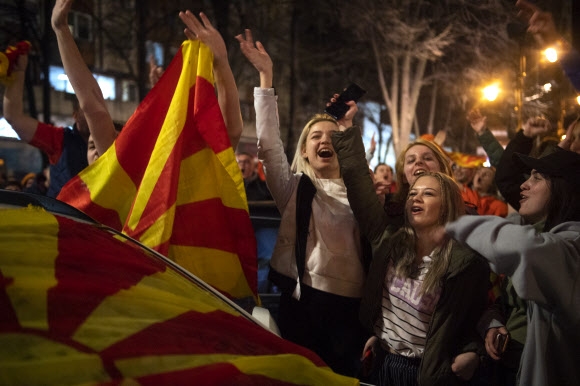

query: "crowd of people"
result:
(1, 0), (580, 385)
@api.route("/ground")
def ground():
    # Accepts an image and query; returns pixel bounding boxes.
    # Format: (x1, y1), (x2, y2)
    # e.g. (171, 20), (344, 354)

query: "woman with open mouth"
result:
(382, 136), (453, 229)
(236, 30), (368, 378)
(333, 112), (489, 385)
(444, 149), (580, 386)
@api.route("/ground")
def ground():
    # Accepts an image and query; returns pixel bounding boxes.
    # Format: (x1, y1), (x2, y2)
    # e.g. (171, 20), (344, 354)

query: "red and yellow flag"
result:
(447, 151), (487, 169)
(57, 40), (257, 301)
(0, 41), (31, 85)
(0, 207), (358, 385)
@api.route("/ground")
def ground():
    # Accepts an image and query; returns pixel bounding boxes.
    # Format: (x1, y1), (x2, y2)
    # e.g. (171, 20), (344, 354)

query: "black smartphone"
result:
(324, 83), (367, 120)
(495, 332), (510, 353)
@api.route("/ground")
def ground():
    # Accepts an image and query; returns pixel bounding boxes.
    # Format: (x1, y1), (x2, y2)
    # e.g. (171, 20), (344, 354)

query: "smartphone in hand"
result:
(494, 332), (510, 354)
(361, 347), (374, 377)
(324, 83), (366, 120)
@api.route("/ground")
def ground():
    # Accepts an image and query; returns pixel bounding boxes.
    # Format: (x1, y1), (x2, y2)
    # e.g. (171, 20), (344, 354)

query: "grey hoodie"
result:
(446, 214), (580, 386)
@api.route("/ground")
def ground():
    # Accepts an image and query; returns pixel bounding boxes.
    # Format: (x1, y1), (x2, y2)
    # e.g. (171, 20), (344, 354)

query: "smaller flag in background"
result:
(448, 151), (487, 168)
(0, 41), (31, 85)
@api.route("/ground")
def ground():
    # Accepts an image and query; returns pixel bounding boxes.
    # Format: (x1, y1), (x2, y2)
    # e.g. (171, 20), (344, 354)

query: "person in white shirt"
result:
(236, 29), (368, 377)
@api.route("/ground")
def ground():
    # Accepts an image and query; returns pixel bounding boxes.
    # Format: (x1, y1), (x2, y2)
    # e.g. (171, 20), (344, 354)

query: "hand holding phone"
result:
(324, 83), (366, 120)
(361, 347), (374, 377)
(494, 332), (510, 354)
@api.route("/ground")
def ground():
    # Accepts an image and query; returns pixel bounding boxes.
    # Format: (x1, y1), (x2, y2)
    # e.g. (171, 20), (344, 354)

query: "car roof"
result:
(0, 191), (357, 385)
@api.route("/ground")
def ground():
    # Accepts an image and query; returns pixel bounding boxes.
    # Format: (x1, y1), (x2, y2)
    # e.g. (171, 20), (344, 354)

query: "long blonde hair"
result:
(394, 139), (453, 202)
(290, 114), (339, 182)
(391, 172), (465, 295)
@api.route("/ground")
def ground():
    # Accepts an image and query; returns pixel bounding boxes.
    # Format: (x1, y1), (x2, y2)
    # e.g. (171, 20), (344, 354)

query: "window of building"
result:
(49, 66), (75, 94)
(49, 66), (116, 100)
(122, 80), (137, 102)
(94, 74), (116, 100)
(0, 118), (19, 139)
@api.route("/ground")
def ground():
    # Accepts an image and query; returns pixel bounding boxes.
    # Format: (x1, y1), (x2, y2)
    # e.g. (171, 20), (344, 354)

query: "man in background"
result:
(2, 53), (89, 198)
(236, 151), (272, 201)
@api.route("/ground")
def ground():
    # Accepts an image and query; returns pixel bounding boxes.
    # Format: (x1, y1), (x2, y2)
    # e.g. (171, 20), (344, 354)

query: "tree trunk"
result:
(427, 80), (437, 135)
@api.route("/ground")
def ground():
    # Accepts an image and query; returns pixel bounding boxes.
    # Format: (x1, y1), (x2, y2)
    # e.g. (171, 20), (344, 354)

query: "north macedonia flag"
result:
(0, 207), (358, 385)
(58, 40), (257, 301)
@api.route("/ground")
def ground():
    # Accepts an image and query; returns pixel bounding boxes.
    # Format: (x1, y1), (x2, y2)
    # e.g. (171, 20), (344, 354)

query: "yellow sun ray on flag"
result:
(0, 207), (359, 385)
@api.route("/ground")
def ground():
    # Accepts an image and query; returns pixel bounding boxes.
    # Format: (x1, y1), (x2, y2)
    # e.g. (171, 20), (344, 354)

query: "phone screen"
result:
(324, 83), (366, 120)
(495, 333), (510, 353)
(324, 103), (350, 120)
(336, 84), (366, 103)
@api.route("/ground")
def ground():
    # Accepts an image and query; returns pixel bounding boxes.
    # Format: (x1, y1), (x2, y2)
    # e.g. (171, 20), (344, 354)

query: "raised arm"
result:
(148, 55), (164, 89)
(517, 0), (580, 91)
(236, 29), (296, 209)
(467, 108), (504, 168)
(179, 11), (243, 149)
(558, 118), (580, 153)
(446, 215), (580, 315)
(2, 53), (39, 142)
(51, 0), (116, 156)
(333, 124), (391, 245)
(235, 29), (273, 89)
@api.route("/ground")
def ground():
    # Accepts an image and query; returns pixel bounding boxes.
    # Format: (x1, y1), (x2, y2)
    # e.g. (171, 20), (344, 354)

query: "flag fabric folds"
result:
(57, 40), (257, 301)
(0, 207), (358, 385)
(447, 151), (487, 168)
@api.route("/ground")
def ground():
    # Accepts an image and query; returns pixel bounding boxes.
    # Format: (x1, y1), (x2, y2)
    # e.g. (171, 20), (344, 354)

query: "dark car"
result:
(248, 200), (281, 318)
(0, 190), (358, 385)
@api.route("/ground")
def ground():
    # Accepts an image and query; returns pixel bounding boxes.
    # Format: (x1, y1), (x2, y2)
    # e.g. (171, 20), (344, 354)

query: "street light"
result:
(515, 44), (561, 129)
(482, 84), (500, 101)
(543, 47), (558, 63)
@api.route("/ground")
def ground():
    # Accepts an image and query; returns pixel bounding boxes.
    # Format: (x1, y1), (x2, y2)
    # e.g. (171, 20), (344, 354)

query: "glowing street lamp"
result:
(543, 47), (558, 63)
(482, 84), (500, 102)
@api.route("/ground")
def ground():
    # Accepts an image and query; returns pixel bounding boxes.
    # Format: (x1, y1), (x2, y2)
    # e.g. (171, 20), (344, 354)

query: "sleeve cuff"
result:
(254, 87), (276, 96)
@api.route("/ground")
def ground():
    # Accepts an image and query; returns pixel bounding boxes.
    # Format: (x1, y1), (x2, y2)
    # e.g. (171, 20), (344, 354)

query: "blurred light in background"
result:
(0, 118), (19, 139)
(483, 84), (500, 101)
(543, 47), (558, 63)
(543, 83), (552, 92)
(49, 66), (116, 100)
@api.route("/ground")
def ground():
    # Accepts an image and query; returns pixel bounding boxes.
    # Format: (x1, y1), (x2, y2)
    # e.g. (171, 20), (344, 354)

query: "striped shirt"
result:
(374, 255), (441, 358)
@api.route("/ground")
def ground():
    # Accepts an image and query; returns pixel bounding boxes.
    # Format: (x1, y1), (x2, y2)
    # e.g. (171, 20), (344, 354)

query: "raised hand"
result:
(369, 132), (377, 154)
(148, 55), (164, 88)
(326, 93), (358, 130)
(516, 0), (560, 46)
(467, 108), (487, 135)
(51, 0), (73, 31)
(559, 117), (580, 152)
(12, 52), (28, 73)
(179, 11), (227, 65)
(235, 29), (273, 89)
(374, 180), (391, 196)
(522, 116), (551, 138)
(179, 10), (242, 148)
